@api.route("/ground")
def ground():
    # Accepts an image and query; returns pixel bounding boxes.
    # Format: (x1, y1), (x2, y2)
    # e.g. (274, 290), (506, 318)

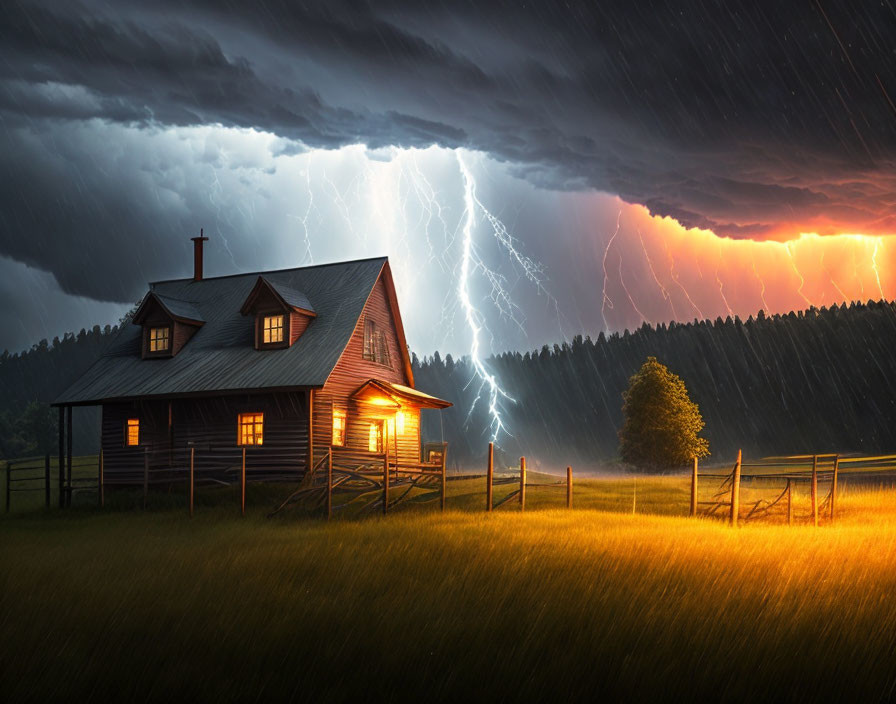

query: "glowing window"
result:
(368, 420), (384, 453)
(149, 327), (170, 352)
(238, 413), (264, 446)
(126, 418), (139, 446)
(332, 409), (346, 446)
(395, 410), (405, 435)
(262, 315), (284, 344)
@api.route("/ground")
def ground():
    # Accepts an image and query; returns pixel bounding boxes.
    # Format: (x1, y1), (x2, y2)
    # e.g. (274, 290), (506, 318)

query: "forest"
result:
(2, 301), (896, 469)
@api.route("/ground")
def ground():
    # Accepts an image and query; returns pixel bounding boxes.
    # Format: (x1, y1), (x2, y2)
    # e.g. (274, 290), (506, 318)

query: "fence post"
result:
(690, 456), (698, 517)
(98, 450), (104, 508)
(241, 446), (247, 517)
(383, 447), (389, 516)
(440, 447), (447, 512)
(520, 456), (526, 512)
(143, 447), (149, 510)
(5, 460), (10, 513)
(66, 406), (72, 508)
(45, 454), (51, 509)
(786, 478), (793, 526)
(730, 449), (742, 527)
(58, 406), (65, 509)
(327, 447), (333, 521)
(811, 454), (818, 527)
(830, 455), (839, 522)
(189, 447), (195, 518)
(567, 466), (573, 509)
(486, 442), (494, 512)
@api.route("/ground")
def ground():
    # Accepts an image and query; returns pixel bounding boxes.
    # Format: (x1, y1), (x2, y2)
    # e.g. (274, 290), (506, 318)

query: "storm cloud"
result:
(1, 0), (895, 351)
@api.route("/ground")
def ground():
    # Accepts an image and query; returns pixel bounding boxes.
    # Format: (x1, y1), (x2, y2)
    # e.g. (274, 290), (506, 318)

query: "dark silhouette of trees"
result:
(415, 300), (896, 469)
(618, 357), (709, 470)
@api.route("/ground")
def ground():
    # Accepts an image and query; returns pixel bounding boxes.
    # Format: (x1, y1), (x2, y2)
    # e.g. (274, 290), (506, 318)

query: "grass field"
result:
(3, 466), (896, 702)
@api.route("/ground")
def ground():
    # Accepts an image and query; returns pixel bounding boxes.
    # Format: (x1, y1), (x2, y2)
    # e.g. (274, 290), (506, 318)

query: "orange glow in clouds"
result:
(598, 202), (895, 332)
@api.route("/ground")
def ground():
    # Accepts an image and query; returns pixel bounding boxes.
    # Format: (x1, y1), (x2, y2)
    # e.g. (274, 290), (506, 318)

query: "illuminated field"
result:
(2, 474), (896, 701)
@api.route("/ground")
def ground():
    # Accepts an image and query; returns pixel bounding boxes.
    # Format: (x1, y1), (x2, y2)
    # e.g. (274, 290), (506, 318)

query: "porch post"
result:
(307, 389), (315, 474)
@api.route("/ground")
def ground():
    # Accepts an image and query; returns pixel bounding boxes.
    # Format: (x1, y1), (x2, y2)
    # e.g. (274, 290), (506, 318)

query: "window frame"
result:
(256, 311), (289, 349)
(237, 412), (264, 446)
(332, 409), (346, 447)
(125, 418), (140, 447)
(368, 420), (384, 454)
(262, 314), (285, 344)
(145, 324), (173, 357)
(361, 316), (392, 368)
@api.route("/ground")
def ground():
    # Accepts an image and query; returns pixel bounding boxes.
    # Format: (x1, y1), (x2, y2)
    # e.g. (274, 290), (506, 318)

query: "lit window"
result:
(368, 420), (384, 453)
(149, 327), (169, 352)
(126, 418), (139, 446)
(395, 410), (405, 435)
(263, 315), (284, 344)
(332, 409), (346, 446)
(238, 413), (264, 445)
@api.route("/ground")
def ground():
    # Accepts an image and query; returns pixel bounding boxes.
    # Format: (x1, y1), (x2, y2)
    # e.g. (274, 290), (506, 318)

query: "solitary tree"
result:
(619, 357), (709, 471)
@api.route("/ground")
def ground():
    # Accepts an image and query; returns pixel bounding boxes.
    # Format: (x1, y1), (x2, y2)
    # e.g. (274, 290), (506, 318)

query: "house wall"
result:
(311, 274), (420, 468)
(101, 391), (308, 483)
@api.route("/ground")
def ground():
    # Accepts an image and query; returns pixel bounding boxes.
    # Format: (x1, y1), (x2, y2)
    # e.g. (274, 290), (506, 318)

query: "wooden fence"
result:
(691, 451), (896, 526)
(6, 442), (895, 525)
(4, 454), (100, 512)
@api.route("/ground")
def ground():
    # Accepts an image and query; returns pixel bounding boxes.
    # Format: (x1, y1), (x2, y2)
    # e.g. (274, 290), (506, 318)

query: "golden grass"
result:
(2, 475), (896, 701)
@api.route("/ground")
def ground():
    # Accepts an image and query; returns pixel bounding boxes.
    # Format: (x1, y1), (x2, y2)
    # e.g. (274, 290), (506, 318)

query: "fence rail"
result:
(692, 451), (896, 526)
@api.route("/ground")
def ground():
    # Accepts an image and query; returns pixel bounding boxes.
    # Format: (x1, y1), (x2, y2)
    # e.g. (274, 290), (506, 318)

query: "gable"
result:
(324, 269), (412, 391)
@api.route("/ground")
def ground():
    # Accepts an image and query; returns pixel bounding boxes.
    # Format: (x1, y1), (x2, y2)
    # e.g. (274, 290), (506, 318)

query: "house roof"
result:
(54, 257), (396, 405)
(239, 276), (316, 316)
(352, 379), (452, 409)
(133, 292), (205, 325)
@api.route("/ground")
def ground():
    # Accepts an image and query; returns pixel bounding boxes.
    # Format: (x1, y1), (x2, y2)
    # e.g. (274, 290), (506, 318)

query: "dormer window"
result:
(149, 326), (170, 353)
(132, 291), (204, 359)
(263, 315), (284, 344)
(240, 276), (316, 350)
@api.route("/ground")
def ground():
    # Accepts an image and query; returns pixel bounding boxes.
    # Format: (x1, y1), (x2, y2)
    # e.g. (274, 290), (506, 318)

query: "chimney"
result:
(190, 229), (209, 282)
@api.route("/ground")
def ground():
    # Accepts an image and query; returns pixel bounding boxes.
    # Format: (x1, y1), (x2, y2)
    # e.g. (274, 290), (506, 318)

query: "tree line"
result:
(414, 300), (896, 470)
(2, 300), (896, 468)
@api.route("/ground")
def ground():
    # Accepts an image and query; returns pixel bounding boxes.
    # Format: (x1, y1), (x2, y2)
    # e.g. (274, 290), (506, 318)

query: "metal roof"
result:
(153, 293), (205, 323)
(265, 279), (315, 314)
(54, 257), (388, 405)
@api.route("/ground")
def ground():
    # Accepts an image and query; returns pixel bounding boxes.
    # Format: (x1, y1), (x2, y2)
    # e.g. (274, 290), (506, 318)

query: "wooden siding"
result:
(290, 311), (312, 345)
(312, 273), (421, 466)
(101, 392), (308, 483)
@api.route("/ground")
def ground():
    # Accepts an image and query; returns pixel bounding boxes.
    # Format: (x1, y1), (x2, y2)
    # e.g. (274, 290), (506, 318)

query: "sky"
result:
(1, 0), (895, 357)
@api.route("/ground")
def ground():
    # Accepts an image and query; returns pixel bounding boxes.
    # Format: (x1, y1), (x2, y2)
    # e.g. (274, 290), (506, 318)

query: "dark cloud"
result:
(3, 0), (896, 239)
(1, 0), (895, 351)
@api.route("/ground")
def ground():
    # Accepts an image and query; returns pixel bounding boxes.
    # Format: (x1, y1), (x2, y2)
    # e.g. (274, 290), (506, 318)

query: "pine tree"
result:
(618, 357), (709, 471)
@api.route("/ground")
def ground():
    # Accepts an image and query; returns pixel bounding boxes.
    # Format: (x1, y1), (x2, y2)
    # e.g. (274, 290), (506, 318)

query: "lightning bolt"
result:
(871, 237), (885, 299)
(457, 152), (515, 441)
(600, 210), (621, 331)
(664, 238), (704, 320)
(750, 253), (770, 313)
(618, 249), (648, 324)
(715, 241), (734, 318)
(785, 241), (813, 308)
(638, 228), (678, 321)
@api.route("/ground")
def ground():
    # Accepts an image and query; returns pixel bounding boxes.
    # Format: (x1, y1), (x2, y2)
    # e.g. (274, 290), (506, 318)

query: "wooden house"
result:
(53, 236), (451, 492)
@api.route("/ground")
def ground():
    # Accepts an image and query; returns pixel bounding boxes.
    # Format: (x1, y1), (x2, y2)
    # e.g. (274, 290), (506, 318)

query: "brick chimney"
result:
(191, 229), (209, 282)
